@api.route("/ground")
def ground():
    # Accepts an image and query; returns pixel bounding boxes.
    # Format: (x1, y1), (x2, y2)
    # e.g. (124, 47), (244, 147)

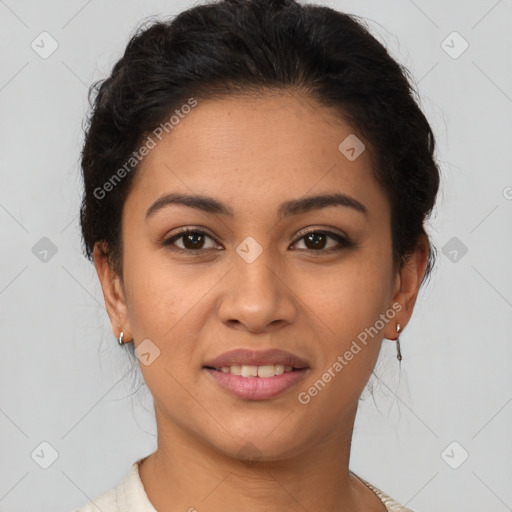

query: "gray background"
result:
(1, 1), (511, 511)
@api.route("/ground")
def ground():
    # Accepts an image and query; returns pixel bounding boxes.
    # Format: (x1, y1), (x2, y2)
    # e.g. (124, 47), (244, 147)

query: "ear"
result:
(384, 234), (430, 340)
(93, 241), (132, 343)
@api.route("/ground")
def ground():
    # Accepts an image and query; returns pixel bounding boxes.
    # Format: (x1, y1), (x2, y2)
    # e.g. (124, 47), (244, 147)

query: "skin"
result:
(94, 91), (429, 512)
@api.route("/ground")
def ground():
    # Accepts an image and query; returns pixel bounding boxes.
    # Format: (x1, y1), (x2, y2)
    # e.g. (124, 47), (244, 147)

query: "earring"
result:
(118, 331), (125, 346)
(395, 323), (402, 362)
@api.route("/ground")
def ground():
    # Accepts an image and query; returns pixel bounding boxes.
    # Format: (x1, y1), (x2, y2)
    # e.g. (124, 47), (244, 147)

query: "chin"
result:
(202, 426), (311, 465)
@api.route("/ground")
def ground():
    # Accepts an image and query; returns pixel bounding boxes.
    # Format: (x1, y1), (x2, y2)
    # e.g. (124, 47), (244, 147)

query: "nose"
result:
(217, 246), (298, 334)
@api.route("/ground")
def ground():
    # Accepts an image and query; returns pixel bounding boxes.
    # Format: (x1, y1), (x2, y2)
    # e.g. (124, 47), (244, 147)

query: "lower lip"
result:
(204, 368), (309, 400)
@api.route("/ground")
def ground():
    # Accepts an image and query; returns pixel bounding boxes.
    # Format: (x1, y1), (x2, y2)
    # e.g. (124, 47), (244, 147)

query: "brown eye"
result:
(303, 232), (329, 250)
(291, 230), (354, 254)
(181, 232), (206, 250)
(162, 229), (221, 253)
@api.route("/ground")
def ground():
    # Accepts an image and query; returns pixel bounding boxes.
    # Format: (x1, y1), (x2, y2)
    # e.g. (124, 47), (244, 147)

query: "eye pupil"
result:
(183, 232), (204, 249)
(305, 232), (326, 250)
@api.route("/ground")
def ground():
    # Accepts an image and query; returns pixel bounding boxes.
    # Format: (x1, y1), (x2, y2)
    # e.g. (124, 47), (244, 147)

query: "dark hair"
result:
(80, 0), (440, 286)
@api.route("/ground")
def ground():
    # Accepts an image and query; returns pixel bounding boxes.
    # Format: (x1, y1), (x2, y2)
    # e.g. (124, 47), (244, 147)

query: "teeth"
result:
(230, 365), (242, 376)
(241, 365), (258, 377)
(257, 365), (276, 378)
(217, 364), (294, 377)
(275, 365), (285, 375)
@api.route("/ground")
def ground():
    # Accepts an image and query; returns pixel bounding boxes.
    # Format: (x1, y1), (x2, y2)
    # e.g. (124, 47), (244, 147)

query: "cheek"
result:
(122, 246), (203, 336)
(299, 271), (387, 415)
(303, 257), (391, 338)
(122, 249), (225, 381)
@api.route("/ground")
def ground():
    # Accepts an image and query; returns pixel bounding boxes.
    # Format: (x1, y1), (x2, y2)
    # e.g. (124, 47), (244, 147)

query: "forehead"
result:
(126, 93), (388, 223)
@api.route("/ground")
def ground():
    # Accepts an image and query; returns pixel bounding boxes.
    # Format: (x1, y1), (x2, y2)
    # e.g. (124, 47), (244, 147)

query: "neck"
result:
(138, 405), (385, 512)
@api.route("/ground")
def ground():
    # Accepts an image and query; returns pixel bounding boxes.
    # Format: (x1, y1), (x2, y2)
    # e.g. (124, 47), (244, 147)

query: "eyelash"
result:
(161, 228), (355, 256)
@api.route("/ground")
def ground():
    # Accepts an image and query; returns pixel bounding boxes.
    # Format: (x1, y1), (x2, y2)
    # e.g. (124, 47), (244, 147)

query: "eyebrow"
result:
(145, 192), (368, 220)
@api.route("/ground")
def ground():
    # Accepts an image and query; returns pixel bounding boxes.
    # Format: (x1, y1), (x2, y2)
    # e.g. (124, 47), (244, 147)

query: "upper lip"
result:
(203, 348), (309, 369)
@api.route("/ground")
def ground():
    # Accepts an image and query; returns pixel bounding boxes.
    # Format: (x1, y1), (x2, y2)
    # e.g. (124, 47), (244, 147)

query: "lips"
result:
(202, 349), (310, 400)
(203, 348), (309, 370)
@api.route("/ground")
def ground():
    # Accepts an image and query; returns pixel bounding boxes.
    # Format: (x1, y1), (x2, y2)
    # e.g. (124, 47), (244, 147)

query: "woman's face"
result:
(96, 92), (424, 461)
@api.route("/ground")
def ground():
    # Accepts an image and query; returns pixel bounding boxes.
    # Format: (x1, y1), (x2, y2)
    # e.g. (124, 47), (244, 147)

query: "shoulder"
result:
(354, 473), (417, 512)
(72, 458), (155, 512)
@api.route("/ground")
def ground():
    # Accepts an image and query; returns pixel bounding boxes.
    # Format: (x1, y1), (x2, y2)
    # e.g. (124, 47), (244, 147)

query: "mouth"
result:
(202, 348), (310, 400)
(203, 364), (304, 378)
(202, 347), (310, 372)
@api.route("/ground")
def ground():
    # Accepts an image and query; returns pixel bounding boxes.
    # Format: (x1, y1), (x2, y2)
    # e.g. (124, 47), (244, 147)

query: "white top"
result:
(74, 458), (415, 512)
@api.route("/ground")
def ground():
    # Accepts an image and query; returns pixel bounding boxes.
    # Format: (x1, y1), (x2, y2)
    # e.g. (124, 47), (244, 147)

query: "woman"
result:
(75, 0), (439, 510)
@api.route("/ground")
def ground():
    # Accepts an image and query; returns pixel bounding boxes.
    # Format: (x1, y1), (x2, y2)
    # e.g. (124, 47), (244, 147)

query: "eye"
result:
(291, 229), (354, 255)
(162, 228), (221, 253)
(161, 228), (355, 256)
